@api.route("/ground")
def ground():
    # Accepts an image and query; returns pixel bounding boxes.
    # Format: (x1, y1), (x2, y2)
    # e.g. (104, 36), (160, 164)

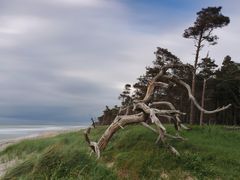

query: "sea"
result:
(0, 124), (87, 143)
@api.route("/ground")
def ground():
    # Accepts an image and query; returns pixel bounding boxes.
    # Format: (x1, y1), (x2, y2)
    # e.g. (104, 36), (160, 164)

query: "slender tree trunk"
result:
(233, 106), (236, 126)
(200, 79), (207, 126)
(189, 75), (196, 124)
(189, 33), (203, 124)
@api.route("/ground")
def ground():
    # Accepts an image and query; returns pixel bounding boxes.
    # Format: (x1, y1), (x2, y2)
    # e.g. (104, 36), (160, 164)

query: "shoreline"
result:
(0, 126), (86, 177)
(0, 126), (86, 152)
(0, 126), (86, 178)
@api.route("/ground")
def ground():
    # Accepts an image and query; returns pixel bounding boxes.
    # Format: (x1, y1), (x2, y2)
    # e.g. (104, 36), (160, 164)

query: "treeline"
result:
(98, 49), (239, 125)
(97, 6), (240, 126)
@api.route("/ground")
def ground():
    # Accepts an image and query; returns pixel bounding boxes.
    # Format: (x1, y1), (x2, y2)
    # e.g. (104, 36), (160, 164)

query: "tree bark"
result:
(97, 113), (145, 152)
(200, 79), (207, 126)
(190, 32), (203, 124)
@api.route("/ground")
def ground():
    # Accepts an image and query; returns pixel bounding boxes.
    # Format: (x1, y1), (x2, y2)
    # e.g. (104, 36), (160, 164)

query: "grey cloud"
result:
(0, 0), (239, 124)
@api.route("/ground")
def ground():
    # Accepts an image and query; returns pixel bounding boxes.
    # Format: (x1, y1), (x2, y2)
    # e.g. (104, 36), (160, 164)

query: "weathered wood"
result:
(84, 63), (230, 158)
(224, 126), (240, 131)
(97, 113), (145, 151)
(151, 101), (189, 131)
(162, 74), (231, 114)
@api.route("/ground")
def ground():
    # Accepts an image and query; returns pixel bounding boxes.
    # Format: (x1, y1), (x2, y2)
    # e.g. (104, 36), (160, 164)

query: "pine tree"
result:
(118, 84), (132, 106)
(133, 47), (184, 103)
(215, 56), (240, 125)
(183, 6), (230, 124)
(197, 55), (218, 125)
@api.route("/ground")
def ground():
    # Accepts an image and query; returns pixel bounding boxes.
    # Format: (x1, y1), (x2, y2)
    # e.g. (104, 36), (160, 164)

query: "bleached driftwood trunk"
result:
(84, 63), (231, 158)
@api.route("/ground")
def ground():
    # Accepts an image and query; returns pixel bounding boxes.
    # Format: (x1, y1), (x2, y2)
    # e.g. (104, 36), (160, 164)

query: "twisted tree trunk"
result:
(84, 63), (231, 158)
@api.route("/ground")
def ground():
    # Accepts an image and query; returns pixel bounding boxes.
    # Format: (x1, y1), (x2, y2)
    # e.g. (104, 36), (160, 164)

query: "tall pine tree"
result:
(183, 6), (230, 124)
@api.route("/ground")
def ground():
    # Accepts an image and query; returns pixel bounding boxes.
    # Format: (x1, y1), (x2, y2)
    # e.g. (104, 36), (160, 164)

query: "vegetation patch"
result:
(1, 125), (239, 179)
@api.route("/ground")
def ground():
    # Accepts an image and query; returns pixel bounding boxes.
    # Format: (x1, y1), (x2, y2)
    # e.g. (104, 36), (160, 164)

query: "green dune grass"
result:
(1, 125), (240, 179)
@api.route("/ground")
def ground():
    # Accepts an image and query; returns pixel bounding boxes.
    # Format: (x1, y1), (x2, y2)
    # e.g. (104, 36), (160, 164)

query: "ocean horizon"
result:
(0, 124), (87, 143)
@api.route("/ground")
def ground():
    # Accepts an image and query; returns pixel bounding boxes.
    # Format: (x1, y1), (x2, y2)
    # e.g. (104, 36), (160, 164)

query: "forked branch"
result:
(84, 62), (230, 158)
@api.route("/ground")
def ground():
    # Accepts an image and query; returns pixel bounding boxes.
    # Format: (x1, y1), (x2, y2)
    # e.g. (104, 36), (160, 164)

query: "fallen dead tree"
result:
(84, 62), (231, 159)
(224, 126), (240, 131)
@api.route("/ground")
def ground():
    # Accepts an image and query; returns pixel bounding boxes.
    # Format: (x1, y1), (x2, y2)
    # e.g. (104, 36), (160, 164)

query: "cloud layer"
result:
(0, 0), (239, 124)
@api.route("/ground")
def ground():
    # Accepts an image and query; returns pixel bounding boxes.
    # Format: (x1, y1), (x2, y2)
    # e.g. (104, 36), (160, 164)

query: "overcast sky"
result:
(0, 0), (239, 125)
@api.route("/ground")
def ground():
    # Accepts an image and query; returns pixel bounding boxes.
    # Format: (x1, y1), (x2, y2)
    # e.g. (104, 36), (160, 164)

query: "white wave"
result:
(0, 125), (86, 141)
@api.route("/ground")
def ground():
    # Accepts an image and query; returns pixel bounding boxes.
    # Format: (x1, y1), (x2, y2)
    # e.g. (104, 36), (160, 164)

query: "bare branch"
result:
(150, 101), (190, 130)
(141, 63), (193, 103)
(84, 127), (98, 155)
(168, 145), (180, 156)
(154, 82), (169, 88)
(91, 118), (95, 128)
(150, 109), (166, 132)
(141, 122), (158, 133)
(165, 133), (187, 141)
(85, 62), (229, 159)
(97, 113), (145, 151)
(162, 75), (232, 114)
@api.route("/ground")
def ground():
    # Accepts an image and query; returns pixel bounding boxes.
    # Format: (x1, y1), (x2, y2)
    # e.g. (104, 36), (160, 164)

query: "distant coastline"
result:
(0, 125), (87, 151)
(0, 125), (87, 177)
